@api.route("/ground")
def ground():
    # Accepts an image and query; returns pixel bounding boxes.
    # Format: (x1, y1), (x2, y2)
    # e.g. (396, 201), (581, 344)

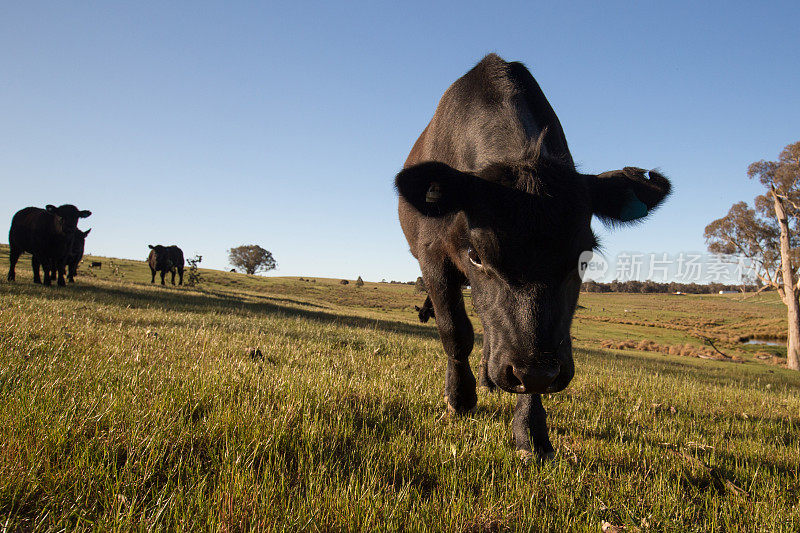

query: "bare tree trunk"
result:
(787, 297), (800, 370)
(773, 189), (800, 370)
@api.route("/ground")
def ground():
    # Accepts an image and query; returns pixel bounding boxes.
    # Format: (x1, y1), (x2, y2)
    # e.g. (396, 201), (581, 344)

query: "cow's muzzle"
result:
(491, 357), (562, 394)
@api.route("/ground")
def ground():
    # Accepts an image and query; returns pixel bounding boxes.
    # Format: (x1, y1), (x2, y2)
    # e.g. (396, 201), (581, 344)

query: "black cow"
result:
(415, 295), (435, 323)
(7, 204), (92, 286)
(395, 54), (671, 460)
(148, 245), (185, 285)
(48, 228), (91, 283)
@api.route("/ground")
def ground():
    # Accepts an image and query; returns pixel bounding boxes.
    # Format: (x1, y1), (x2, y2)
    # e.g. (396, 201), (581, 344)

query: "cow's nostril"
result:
(507, 366), (527, 393)
(505, 365), (520, 386)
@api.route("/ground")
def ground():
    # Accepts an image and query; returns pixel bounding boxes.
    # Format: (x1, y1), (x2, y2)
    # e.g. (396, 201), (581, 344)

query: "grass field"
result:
(1, 245), (799, 531)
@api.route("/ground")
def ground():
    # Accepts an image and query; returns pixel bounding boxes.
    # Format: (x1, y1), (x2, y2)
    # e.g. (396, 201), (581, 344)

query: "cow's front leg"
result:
(56, 264), (66, 286)
(425, 266), (476, 414)
(513, 394), (554, 462)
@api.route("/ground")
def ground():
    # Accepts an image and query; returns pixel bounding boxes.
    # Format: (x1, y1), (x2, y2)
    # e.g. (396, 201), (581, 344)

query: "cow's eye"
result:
(467, 246), (482, 267)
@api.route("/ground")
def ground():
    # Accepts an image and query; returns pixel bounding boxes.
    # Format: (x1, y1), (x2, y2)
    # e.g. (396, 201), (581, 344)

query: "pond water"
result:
(746, 338), (783, 346)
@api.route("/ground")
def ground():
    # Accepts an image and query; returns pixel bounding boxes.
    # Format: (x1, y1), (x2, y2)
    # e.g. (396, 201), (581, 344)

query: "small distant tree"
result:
(414, 276), (426, 292)
(705, 141), (800, 370)
(228, 245), (277, 275)
(186, 255), (203, 287)
(356, 276), (364, 287)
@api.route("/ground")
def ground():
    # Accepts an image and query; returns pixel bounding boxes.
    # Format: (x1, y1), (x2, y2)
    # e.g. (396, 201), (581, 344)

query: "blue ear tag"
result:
(619, 190), (648, 221)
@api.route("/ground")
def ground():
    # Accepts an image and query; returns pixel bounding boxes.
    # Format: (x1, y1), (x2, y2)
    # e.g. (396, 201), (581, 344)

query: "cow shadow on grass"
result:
(5, 278), (451, 342)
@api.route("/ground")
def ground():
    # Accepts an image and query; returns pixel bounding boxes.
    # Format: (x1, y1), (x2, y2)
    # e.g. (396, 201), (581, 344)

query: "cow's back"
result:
(9, 207), (43, 248)
(9, 207), (67, 258)
(404, 54), (573, 171)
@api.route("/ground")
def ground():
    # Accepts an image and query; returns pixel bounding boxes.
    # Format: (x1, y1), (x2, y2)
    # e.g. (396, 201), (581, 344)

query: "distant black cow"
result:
(148, 245), (185, 285)
(7, 204), (92, 286)
(415, 296), (435, 323)
(48, 228), (91, 283)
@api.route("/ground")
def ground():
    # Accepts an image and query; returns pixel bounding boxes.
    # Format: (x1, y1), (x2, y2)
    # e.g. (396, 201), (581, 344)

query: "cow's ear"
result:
(79, 210), (91, 218)
(588, 167), (671, 224)
(46, 205), (57, 213)
(149, 245), (155, 249)
(395, 162), (473, 217)
(83, 228), (91, 236)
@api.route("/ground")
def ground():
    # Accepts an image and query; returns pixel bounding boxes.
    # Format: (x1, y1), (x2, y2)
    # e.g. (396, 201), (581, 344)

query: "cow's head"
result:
(46, 204), (92, 232)
(71, 228), (91, 258)
(396, 157), (670, 395)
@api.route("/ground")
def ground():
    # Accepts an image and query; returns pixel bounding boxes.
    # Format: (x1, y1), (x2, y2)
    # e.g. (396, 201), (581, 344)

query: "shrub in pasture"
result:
(186, 255), (203, 287)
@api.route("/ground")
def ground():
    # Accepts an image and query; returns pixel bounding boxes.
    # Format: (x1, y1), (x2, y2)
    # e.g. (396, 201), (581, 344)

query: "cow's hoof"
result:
(516, 449), (534, 464)
(443, 395), (476, 416)
(539, 450), (556, 462)
(516, 448), (555, 465)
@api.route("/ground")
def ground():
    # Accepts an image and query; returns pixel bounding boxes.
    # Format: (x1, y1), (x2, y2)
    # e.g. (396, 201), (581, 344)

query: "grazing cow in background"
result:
(148, 245), (185, 285)
(48, 228), (91, 283)
(7, 204), (92, 286)
(415, 296), (435, 323)
(395, 54), (671, 460)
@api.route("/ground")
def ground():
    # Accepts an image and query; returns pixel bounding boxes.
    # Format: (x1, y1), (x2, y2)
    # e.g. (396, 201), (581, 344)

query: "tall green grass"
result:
(0, 248), (799, 530)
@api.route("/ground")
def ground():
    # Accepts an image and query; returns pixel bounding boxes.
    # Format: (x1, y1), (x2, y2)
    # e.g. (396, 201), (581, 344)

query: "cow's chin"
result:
(543, 369), (572, 394)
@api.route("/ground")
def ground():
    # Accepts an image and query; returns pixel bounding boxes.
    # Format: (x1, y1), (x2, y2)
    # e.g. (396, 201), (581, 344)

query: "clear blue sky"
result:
(2, 1), (799, 282)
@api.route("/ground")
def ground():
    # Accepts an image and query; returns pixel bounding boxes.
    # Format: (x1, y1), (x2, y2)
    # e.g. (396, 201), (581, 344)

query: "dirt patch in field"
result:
(584, 314), (786, 344)
(753, 351), (786, 366)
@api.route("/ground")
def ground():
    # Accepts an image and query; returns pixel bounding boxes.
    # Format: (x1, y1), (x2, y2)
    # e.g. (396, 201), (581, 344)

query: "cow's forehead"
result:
(56, 204), (79, 215)
(468, 186), (589, 238)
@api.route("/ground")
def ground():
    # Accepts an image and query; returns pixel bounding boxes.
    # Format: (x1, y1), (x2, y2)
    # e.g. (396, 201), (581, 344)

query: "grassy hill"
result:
(1, 245), (799, 530)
